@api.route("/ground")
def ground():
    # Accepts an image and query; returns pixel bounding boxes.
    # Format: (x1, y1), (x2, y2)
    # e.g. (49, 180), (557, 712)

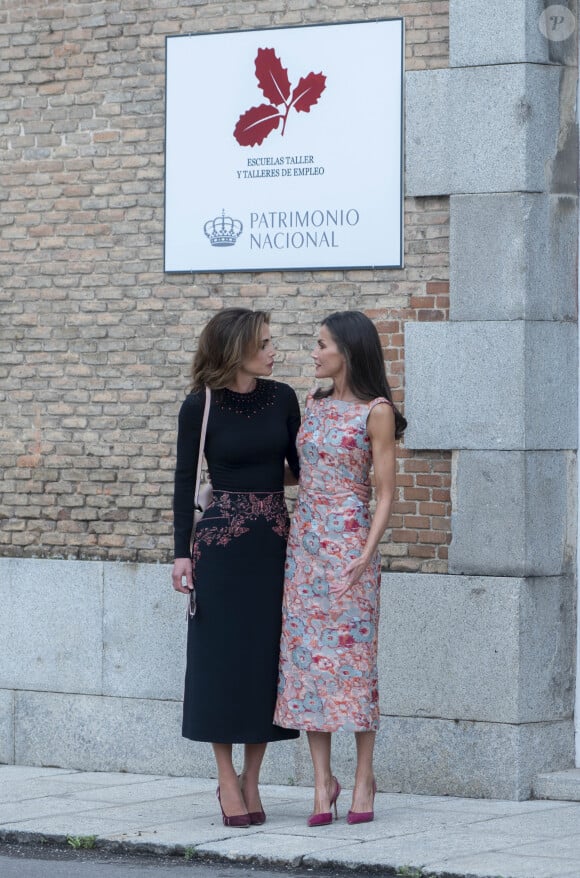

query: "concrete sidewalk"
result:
(1, 765), (579, 878)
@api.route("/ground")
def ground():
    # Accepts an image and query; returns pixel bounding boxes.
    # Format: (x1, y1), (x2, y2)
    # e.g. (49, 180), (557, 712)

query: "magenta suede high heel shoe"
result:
(346, 780), (377, 825)
(307, 776), (341, 827)
(216, 786), (251, 828)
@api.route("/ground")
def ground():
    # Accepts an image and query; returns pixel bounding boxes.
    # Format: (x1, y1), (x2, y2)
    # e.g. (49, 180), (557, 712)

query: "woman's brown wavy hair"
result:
(190, 308), (271, 392)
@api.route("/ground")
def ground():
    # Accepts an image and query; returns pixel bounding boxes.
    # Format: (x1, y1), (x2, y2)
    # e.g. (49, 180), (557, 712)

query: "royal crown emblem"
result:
(204, 209), (243, 247)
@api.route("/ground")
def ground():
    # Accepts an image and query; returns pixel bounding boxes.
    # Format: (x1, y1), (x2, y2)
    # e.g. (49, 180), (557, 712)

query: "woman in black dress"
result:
(172, 308), (299, 828)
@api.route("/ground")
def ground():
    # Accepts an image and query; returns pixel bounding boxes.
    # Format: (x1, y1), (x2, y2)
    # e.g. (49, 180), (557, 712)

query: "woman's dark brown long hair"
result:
(313, 310), (407, 439)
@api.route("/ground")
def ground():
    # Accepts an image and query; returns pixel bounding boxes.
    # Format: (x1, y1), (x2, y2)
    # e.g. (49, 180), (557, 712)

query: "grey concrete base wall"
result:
(0, 559), (575, 799)
(0, 690), (14, 765)
(374, 716), (574, 801)
(0, 557), (185, 700)
(379, 574), (575, 724)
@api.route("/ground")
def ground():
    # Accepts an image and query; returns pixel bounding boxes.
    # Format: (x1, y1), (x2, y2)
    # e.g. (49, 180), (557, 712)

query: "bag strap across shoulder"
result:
(194, 387), (211, 509)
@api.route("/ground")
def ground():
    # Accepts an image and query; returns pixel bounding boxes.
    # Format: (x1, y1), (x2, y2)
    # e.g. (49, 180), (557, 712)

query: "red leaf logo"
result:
(234, 104), (282, 147)
(234, 47), (326, 146)
(291, 72), (326, 113)
(255, 48), (291, 105)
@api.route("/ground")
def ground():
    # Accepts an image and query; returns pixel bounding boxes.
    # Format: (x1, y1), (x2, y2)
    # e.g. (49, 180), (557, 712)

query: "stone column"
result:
(396, 0), (578, 798)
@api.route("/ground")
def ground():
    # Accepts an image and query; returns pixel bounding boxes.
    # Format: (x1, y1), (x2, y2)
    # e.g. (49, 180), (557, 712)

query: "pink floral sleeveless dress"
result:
(274, 392), (392, 732)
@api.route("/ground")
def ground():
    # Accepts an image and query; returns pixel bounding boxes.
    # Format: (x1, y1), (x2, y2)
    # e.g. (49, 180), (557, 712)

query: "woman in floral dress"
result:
(275, 311), (406, 827)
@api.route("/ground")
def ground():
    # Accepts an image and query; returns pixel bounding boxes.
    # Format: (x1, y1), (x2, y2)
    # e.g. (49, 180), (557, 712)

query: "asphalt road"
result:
(0, 842), (382, 878)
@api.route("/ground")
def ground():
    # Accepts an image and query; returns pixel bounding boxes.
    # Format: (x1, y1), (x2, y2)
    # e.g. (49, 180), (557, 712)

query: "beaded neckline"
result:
(216, 379), (277, 418)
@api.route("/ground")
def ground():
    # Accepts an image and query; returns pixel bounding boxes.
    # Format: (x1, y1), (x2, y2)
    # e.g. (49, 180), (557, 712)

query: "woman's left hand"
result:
(329, 555), (370, 598)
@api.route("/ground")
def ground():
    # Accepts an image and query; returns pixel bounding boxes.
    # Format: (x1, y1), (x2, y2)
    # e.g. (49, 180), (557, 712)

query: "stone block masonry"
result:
(0, 0), (451, 571)
(1, 559), (573, 798)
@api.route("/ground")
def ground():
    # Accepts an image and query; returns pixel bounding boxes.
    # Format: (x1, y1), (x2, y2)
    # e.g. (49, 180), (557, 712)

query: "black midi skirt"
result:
(182, 490), (299, 744)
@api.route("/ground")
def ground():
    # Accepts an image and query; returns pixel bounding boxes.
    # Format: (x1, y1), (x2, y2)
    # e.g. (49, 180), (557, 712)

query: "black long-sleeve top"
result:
(173, 379), (301, 558)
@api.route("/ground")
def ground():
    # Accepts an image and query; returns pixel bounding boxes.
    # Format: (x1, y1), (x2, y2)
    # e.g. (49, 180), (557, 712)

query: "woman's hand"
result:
(283, 463), (299, 486)
(172, 557), (193, 594)
(352, 482), (371, 504)
(329, 554), (371, 598)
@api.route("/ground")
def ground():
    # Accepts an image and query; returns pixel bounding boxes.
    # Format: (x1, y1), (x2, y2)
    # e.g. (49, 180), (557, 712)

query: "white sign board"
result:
(165, 19), (404, 272)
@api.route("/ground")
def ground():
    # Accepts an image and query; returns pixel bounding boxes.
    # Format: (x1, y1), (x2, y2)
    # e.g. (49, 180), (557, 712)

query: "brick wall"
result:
(0, 0), (450, 570)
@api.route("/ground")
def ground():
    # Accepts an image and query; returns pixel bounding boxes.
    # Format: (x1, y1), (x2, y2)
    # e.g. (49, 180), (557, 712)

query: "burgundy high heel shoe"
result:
(216, 786), (251, 828)
(346, 780), (377, 825)
(247, 806), (266, 826)
(237, 774), (266, 825)
(307, 776), (341, 827)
